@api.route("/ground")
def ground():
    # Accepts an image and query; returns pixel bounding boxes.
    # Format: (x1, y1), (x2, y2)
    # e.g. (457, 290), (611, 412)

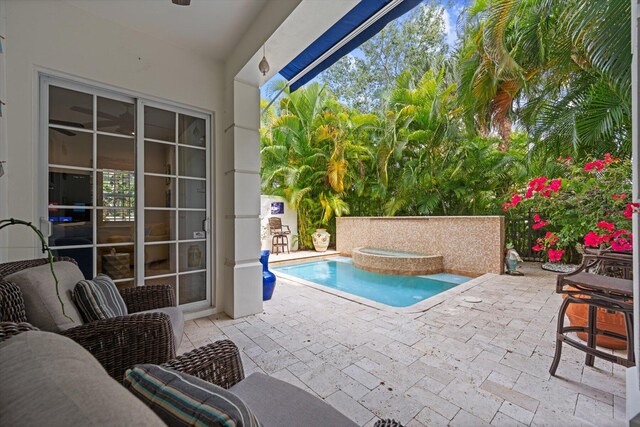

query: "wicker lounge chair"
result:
(1, 322), (403, 427)
(0, 257), (180, 382)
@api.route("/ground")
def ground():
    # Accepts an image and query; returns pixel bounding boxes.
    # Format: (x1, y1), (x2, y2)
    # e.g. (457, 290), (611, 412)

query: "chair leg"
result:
(550, 297), (572, 376)
(625, 312), (635, 365)
(585, 305), (597, 367)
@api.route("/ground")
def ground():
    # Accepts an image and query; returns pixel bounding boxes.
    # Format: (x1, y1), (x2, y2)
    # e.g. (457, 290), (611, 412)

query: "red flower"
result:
(612, 229), (629, 238)
(532, 221), (549, 230)
(548, 179), (562, 192)
(545, 232), (559, 245)
(612, 193), (627, 201)
(527, 177), (549, 192)
(525, 188), (534, 198)
(532, 244), (544, 252)
(596, 221), (615, 231)
(584, 160), (604, 171)
(533, 214), (541, 222)
(603, 153), (619, 165)
(510, 194), (522, 206)
(584, 231), (603, 247)
(547, 249), (565, 262)
(611, 238), (632, 252)
(624, 203), (639, 219)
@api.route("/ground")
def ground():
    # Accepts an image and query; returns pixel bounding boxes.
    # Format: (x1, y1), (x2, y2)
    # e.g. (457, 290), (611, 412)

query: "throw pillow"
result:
(72, 274), (128, 322)
(124, 364), (261, 427)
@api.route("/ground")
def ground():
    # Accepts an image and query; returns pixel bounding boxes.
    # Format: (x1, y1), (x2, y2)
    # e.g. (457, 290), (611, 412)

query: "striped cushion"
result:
(124, 365), (261, 427)
(72, 274), (128, 322)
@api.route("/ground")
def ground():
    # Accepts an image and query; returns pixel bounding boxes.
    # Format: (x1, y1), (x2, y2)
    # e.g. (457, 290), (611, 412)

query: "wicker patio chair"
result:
(0, 257), (177, 382)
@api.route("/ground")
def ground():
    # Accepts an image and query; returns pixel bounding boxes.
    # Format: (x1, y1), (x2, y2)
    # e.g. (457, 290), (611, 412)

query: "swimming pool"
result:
(272, 258), (470, 307)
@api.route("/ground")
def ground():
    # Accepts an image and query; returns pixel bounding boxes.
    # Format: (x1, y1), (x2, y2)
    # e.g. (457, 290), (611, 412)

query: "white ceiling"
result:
(65, 0), (269, 60)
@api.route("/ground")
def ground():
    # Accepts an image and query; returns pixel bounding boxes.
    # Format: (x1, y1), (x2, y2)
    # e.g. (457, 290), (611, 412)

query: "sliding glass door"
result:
(41, 77), (211, 309)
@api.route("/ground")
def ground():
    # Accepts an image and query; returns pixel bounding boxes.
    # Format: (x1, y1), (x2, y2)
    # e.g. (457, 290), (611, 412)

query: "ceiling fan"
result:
(70, 106), (135, 135)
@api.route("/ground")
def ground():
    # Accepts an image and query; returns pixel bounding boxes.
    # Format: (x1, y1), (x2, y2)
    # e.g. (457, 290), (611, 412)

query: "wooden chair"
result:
(268, 217), (290, 254)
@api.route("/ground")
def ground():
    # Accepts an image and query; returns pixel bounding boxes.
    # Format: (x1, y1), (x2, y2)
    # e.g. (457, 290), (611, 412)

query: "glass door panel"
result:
(46, 82), (135, 287)
(97, 97), (135, 136)
(178, 147), (205, 178)
(178, 179), (206, 209)
(144, 243), (176, 276)
(97, 135), (135, 171)
(178, 211), (206, 240)
(48, 129), (93, 168)
(145, 141), (175, 174)
(178, 115), (206, 147)
(145, 210), (175, 242)
(179, 272), (207, 305)
(144, 107), (175, 141)
(145, 176), (175, 208)
(49, 86), (93, 130)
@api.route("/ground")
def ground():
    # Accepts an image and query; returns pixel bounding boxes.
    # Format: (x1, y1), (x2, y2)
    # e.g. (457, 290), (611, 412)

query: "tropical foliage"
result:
(261, 0), (633, 250)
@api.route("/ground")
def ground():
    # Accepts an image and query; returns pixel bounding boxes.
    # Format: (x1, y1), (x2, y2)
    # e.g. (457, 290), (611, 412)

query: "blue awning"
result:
(279, 0), (424, 92)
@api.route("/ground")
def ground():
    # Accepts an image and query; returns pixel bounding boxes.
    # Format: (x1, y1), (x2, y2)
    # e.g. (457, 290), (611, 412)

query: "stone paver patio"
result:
(180, 263), (626, 426)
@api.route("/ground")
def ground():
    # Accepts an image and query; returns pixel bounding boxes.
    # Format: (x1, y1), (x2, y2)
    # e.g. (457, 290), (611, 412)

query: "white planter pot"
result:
(312, 229), (330, 252)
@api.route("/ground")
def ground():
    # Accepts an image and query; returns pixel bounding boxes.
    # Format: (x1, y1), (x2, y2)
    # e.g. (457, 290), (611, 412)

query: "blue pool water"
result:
(273, 258), (470, 307)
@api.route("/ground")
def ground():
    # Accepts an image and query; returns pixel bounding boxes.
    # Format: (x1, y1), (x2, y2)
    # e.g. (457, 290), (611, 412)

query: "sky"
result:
(261, 0), (469, 100)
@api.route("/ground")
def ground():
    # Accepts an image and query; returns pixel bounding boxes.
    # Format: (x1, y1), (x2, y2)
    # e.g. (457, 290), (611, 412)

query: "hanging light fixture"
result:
(172, 0), (191, 5)
(258, 45), (270, 76)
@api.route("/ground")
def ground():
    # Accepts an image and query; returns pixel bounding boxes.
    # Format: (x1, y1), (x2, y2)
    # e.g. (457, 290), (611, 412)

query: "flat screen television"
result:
(49, 171), (92, 207)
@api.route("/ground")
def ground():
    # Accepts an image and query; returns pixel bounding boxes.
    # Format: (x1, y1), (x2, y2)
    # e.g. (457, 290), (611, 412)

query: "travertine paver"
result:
(181, 263), (627, 426)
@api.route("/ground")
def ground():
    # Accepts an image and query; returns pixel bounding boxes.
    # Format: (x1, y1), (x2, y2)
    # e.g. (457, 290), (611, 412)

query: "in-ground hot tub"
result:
(352, 247), (443, 275)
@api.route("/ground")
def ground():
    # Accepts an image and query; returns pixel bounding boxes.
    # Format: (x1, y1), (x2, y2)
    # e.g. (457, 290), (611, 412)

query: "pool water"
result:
(273, 258), (470, 307)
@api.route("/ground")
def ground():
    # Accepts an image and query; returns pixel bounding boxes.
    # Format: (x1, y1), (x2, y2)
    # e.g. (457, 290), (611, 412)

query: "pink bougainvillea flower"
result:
(548, 179), (562, 192)
(611, 238), (632, 252)
(545, 232), (559, 245)
(601, 234), (612, 242)
(584, 160), (604, 172)
(527, 177), (549, 192)
(532, 221), (549, 230)
(547, 249), (565, 262)
(624, 203), (639, 219)
(510, 194), (522, 206)
(584, 231), (603, 247)
(603, 153), (619, 165)
(524, 188), (534, 198)
(612, 229), (629, 238)
(612, 193), (627, 201)
(533, 214), (541, 222)
(532, 244), (544, 252)
(596, 221), (615, 231)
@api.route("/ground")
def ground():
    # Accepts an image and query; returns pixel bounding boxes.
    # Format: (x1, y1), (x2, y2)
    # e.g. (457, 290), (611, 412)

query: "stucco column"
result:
(221, 79), (263, 318)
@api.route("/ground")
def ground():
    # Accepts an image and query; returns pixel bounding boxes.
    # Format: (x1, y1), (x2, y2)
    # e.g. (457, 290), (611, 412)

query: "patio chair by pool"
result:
(268, 217), (290, 255)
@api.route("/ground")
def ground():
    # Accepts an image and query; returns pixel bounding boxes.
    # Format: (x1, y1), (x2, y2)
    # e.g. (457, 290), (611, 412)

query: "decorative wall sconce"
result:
(259, 45), (270, 76)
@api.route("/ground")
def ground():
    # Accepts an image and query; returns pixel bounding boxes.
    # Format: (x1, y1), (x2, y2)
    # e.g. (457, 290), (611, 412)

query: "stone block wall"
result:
(336, 216), (505, 276)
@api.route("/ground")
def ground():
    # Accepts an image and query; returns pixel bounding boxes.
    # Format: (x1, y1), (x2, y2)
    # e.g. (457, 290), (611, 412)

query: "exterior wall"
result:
(337, 216), (505, 277)
(0, 0), (225, 313)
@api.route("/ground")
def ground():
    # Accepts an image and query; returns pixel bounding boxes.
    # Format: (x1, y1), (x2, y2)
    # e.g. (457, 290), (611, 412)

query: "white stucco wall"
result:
(0, 0), (226, 313)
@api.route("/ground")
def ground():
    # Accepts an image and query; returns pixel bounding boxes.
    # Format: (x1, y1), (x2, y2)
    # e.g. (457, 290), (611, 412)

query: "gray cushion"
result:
(5, 261), (84, 332)
(0, 331), (165, 426)
(230, 373), (357, 427)
(124, 364), (260, 427)
(139, 306), (184, 348)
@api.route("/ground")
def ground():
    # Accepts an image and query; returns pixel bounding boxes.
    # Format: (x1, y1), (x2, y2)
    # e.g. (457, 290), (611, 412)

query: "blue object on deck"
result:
(273, 258), (470, 307)
(279, 0), (424, 92)
(261, 250), (277, 301)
